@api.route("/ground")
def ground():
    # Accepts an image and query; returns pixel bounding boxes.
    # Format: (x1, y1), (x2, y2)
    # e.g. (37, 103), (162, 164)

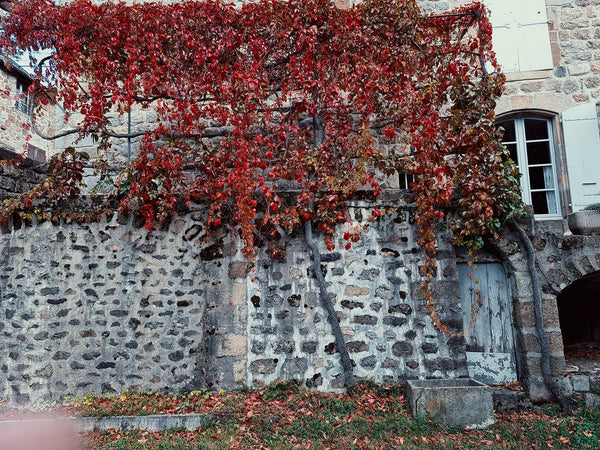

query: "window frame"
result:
(15, 78), (31, 115)
(498, 115), (562, 219)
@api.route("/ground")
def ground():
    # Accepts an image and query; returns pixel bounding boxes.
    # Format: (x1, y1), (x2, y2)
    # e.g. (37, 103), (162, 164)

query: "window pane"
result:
(531, 191), (549, 214)
(505, 143), (518, 164)
(529, 166), (554, 189)
(496, 116), (559, 216)
(526, 141), (551, 164)
(399, 173), (414, 190)
(546, 191), (558, 215)
(524, 118), (548, 141)
(531, 191), (557, 215)
(498, 120), (516, 142)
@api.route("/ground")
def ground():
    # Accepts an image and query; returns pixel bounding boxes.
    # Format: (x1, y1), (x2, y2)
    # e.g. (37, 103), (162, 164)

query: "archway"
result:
(557, 270), (600, 372)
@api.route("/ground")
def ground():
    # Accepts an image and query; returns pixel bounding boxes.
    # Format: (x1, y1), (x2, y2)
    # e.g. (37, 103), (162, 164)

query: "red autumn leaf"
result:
(0, 0), (521, 329)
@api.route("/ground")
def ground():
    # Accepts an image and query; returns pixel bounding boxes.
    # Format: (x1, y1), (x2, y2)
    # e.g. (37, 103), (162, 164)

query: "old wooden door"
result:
(458, 262), (518, 384)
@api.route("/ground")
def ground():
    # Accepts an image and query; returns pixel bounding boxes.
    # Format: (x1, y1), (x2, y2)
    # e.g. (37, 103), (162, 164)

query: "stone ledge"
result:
(505, 69), (554, 82)
(0, 413), (211, 433)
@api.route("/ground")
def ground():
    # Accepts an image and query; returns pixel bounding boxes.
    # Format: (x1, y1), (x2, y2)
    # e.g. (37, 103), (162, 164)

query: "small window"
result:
(498, 117), (560, 216)
(399, 173), (414, 190)
(15, 79), (31, 115)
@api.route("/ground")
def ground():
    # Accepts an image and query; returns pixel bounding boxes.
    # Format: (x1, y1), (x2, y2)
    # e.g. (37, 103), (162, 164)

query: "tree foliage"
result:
(0, 0), (522, 326)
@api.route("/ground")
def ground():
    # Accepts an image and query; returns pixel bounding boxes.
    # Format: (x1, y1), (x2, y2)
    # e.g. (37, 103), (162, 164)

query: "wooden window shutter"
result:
(486, 0), (553, 73)
(562, 103), (600, 211)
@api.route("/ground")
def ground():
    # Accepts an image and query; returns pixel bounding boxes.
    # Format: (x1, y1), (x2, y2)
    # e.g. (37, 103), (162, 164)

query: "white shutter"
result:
(562, 103), (600, 211)
(486, 0), (552, 73)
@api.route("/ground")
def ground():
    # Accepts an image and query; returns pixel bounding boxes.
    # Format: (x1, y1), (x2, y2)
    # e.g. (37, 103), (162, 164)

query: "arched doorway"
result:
(557, 270), (600, 371)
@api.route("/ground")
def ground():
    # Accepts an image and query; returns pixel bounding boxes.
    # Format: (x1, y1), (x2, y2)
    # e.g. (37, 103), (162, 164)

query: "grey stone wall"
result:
(0, 208), (468, 407)
(0, 214), (247, 408)
(247, 209), (467, 391)
(3, 206), (594, 407)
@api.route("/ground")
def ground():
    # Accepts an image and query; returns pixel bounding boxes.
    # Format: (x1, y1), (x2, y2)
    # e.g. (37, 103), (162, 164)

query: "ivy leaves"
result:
(0, 0), (522, 315)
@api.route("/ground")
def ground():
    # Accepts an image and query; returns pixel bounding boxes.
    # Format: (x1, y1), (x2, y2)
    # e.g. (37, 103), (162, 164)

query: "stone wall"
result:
(0, 214), (247, 407)
(0, 207), (468, 407)
(0, 160), (46, 199)
(4, 206), (600, 406)
(246, 208), (467, 391)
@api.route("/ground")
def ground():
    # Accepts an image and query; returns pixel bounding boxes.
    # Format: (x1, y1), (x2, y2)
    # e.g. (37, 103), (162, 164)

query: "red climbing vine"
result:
(0, 0), (522, 330)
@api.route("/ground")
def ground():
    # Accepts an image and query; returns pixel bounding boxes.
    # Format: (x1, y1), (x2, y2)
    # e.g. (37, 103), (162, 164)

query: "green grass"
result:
(78, 381), (600, 449)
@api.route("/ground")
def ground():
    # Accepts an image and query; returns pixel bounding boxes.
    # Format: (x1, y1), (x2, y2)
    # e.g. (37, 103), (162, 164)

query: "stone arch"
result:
(494, 225), (600, 401)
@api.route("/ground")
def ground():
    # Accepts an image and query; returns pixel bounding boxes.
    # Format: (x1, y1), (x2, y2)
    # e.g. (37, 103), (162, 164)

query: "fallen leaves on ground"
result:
(53, 380), (600, 449)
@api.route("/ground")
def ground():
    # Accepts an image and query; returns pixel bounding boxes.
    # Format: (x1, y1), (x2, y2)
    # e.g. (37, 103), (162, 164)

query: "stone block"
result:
(524, 355), (567, 378)
(345, 285), (370, 296)
(492, 389), (532, 414)
(407, 379), (494, 429)
(590, 375), (600, 391)
(232, 359), (246, 384)
(514, 300), (560, 328)
(228, 261), (251, 279)
(281, 357), (307, 377)
(584, 392), (600, 409)
(571, 375), (591, 392)
(511, 95), (533, 110)
(574, 93), (591, 103)
(551, 42), (561, 66)
(522, 331), (564, 353)
(214, 334), (247, 357)
(569, 63), (591, 76)
(521, 81), (544, 93)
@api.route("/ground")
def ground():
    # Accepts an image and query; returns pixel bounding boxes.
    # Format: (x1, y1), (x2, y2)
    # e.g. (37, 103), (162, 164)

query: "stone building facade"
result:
(420, 0), (600, 403)
(0, 59), (57, 198)
(2, 0), (600, 408)
(0, 59), (56, 164)
(420, 0), (600, 212)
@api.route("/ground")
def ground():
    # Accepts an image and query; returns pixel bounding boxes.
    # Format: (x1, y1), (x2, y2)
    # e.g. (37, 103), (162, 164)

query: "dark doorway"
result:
(557, 270), (600, 372)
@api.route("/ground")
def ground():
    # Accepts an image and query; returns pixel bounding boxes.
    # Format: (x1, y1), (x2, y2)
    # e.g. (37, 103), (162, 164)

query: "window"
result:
(399, 172), (414, 190)
(486, 0), (553, 73)
(15, 79), (30, 114)
(498, 117), (560, 216)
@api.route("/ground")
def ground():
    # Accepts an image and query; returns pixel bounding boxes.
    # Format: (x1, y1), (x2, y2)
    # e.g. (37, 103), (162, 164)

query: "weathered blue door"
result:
(458, 262), (518, 384)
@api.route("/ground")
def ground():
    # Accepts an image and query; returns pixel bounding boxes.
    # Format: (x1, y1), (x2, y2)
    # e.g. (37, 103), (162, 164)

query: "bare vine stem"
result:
(304, 219), (354, 387)
(511, 220), (571, 413)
